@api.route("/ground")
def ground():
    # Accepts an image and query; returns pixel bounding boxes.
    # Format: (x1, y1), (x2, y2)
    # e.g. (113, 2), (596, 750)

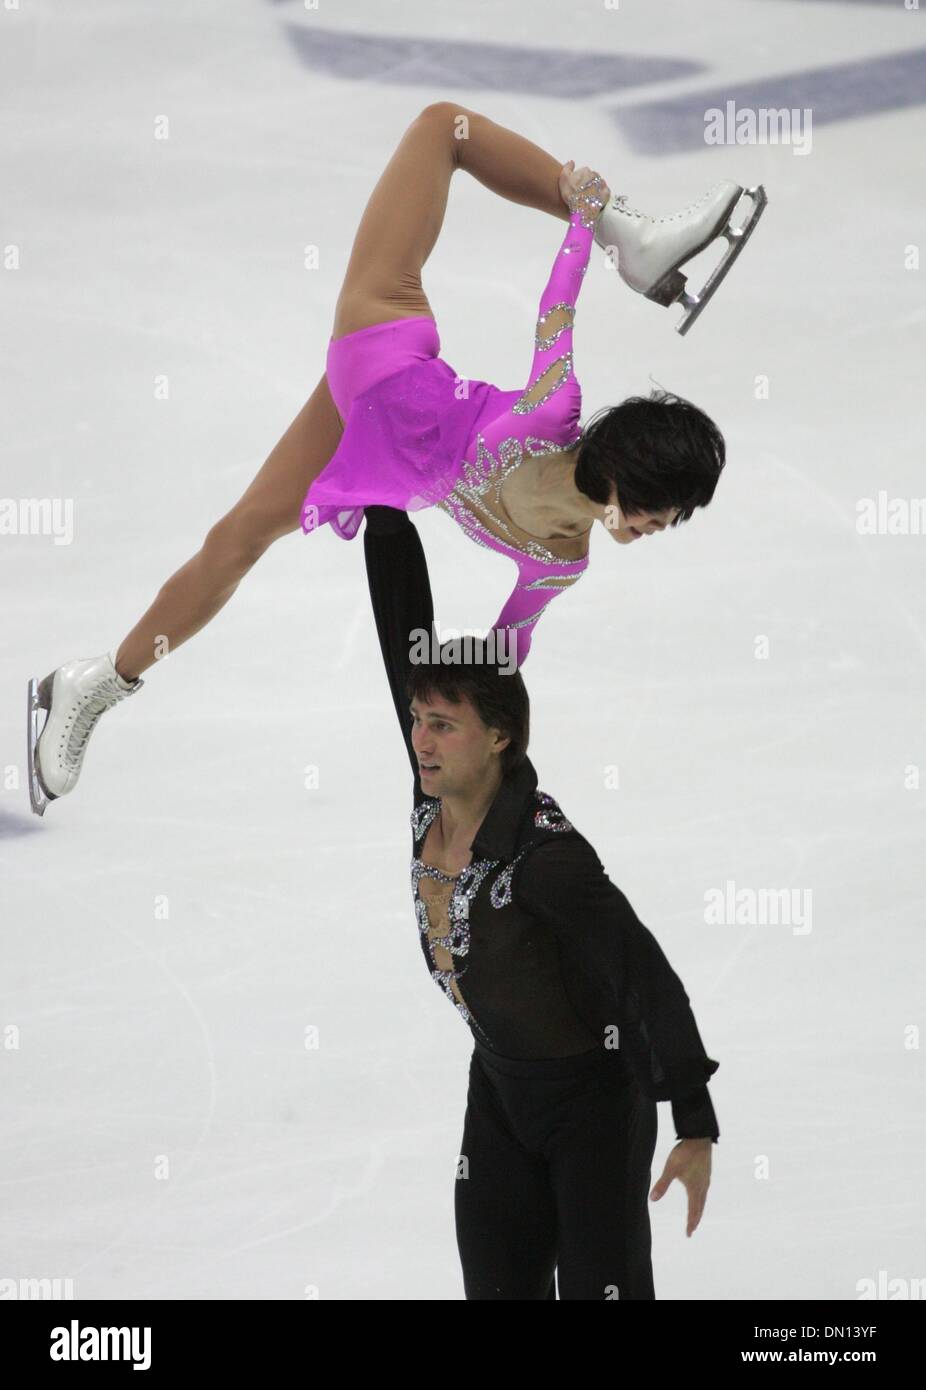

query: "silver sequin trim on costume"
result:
(410, 847), (499, 1039)
(512, 351), (573, 415)
(435, 431), (587, 568)
(409, 798), (531, 1042)
(505, 606), (549, 631)
(534, 301), (575, 351)
(488, 850), (528, 909)
(411, 798), (440, 842)
(568, 173), (607, 231)
(533, 791), (574, 833)
(522, 574), (581, 591)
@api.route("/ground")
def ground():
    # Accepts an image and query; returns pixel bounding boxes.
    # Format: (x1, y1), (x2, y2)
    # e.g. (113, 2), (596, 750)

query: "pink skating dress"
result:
(301, 205), (596, 665)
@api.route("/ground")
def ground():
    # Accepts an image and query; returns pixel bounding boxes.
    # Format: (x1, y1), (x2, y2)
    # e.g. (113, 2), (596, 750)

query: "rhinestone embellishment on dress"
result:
(534, 790), (574, 833)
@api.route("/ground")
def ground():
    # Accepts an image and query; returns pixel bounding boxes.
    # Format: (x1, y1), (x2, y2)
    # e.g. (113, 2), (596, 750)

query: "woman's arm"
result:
(509, 207), (595, 421)
(461, 173), (605, 467)
(511, 170), (607, 416)
(362, 506), (435, 801)
(490, 557), (587, 669)
(447, 185), (605, 667)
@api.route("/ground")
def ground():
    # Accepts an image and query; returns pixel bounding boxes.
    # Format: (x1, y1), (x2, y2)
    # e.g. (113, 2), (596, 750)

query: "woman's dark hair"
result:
(405, 637), (530, 776)
(574, 388), (726, 524)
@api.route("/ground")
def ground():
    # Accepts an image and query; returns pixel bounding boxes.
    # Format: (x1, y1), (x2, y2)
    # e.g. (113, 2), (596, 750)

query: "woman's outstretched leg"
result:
(114, 371), (344, 680)
(27, 372), (343, 812)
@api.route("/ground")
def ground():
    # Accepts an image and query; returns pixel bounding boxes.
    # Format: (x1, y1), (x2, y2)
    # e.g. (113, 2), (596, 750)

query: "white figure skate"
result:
(27, 651), (144, 815)
(594, 181), (768, 335)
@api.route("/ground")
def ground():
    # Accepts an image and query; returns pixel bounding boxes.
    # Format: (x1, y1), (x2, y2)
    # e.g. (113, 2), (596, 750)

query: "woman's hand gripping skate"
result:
(558, 161), (610, 230)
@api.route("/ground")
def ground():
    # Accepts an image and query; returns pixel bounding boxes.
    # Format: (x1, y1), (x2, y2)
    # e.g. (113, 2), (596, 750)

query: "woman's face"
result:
(603, 501), (681, 544)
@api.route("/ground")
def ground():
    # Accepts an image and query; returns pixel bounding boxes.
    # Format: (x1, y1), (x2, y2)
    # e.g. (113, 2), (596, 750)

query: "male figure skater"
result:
(362, 504), (720, 1301)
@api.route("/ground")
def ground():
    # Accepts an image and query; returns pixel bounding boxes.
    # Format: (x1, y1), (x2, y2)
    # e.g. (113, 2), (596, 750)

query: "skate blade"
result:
(673, 184), (768, 337)
(27, 674), (56, 817)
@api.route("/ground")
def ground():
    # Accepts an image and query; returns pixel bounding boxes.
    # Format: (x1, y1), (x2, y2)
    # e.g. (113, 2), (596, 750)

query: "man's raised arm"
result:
(362, 506), (436, 799)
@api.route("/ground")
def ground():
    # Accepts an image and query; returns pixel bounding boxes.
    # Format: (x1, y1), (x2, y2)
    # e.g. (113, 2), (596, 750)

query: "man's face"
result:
(410, 692), (508, 798)
(603, 494), (680, 545)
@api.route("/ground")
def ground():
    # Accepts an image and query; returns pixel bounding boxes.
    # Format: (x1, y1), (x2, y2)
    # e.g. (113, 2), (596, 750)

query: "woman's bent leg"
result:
(332, 101), (571, 340)
(114, 372), (343, 680)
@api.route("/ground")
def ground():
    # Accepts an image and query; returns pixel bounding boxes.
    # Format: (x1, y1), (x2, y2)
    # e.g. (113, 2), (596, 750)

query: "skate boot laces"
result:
(59, 676), (135, 773)
(610, 184), (734, 223)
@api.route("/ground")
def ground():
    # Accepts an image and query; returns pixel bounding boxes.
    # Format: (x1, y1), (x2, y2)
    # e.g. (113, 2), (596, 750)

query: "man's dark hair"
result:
(574, 388), (726, 524)
(405, 637), (530, 776)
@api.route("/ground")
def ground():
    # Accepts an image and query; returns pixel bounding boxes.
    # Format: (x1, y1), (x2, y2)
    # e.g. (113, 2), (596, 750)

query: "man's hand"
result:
(650, 1138), (713, 1237)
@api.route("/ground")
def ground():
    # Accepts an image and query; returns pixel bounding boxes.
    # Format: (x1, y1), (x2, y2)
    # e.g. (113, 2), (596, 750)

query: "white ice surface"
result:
(1, 0), (924, 1300)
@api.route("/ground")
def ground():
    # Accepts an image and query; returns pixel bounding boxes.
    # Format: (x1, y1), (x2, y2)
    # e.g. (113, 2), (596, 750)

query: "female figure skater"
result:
(27, 101), (765, 814)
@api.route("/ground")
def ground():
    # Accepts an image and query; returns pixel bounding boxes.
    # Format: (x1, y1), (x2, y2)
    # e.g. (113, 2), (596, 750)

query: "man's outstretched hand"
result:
(650, 1138), (713, 1237)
